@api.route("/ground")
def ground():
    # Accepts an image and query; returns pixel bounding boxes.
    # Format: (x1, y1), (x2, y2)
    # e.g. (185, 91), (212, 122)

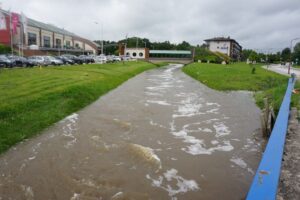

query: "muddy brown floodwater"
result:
(0, 64), (264, 200)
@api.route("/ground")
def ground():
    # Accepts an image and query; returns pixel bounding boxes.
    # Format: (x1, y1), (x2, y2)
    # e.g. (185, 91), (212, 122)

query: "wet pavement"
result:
(264, 64), (300, 77)
(0, 64), (263, 200)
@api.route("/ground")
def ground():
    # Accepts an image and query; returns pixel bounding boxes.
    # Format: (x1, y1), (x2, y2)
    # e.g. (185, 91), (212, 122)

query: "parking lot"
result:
(0, 54), (133, 68)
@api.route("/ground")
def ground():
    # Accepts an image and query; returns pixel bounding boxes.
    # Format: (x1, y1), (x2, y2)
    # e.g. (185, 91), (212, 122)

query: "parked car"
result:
(44, 56), (63, 66)
(94, 55), (107, 64)
(86, 55), (96, 63)
(0, 55), (14, 68)
(78, 55), (95, 64)
(61, 54), (84, 64)
(6, 55), (30, 67)
(112, 56), (121, 62)
(56, 56), (75, 65)
(27, 56), (49, 66)
(121, 55), (132, 61)
(106, 55), (115, 63)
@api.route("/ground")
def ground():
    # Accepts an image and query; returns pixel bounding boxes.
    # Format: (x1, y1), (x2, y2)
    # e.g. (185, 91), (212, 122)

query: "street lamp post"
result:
(94, 21), (104, 55)
(288, 37), (300, 74)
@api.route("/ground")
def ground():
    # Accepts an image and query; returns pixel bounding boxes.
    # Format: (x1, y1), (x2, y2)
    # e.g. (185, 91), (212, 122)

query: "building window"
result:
(126, 52), (130, 56)
(132, 52), (137, 57)
(43, 36), (51, 48)
(75, 43), (80, 49)
(55, 38), (62, 48)
(66, 41), (71, 48)
(28, 32), (37, 45)
(139, 52), (144, 57)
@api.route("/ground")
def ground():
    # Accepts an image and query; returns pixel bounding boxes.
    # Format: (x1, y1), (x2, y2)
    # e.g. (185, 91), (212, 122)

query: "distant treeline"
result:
(94, 37), (193, 55)
(94, 37), (300, 64)
(243, 44), (300, 64)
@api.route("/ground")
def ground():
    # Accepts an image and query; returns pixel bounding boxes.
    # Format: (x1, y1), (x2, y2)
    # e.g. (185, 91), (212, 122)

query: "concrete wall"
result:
(84, 43), (96, 54)
(125, 48), (146, 59)
(149, 57), (193, 64)
(74, 40), (83, 49)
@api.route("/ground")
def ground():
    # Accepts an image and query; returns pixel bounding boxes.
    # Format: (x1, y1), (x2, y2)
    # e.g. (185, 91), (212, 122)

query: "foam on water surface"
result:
(146, 168), (199, 198)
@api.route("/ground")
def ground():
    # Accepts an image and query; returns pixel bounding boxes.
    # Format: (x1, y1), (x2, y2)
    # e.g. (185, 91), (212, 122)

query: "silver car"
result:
(44, 56), (64, 66)
(27, 56), (49, 66)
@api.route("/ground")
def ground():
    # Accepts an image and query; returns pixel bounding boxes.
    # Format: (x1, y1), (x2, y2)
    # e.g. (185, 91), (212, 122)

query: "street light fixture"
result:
(288, 37), (300, 74)
(94, 21), (104, 55)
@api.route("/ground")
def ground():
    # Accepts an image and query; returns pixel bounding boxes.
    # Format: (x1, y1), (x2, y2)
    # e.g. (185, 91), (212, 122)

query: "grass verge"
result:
(0, 61), (163, 153)
(182, 62), (300, 114)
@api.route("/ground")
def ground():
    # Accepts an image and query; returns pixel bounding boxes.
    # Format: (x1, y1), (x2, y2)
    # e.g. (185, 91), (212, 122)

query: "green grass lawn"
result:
(0, 61), (161, 153)
(182, 62), (300, 114)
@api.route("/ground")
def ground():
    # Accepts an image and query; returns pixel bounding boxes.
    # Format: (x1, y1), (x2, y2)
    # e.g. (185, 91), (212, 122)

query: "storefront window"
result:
(43, 36), (51, 48)
(56, 38), (62, 48)
(66, 41), (71, 48)
(28, 32), (37, 45)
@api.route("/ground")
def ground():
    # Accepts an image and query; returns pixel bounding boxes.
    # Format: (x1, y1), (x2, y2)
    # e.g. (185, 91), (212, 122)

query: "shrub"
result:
(0, 44), (11, 54)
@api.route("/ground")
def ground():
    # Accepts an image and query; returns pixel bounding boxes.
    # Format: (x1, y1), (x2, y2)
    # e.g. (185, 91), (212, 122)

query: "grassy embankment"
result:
(0, 61), (164, 153)
(183, 62), (300, 113)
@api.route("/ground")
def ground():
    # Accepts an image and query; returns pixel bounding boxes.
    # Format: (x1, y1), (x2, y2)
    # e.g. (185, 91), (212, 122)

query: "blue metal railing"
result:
(246, 77), (295, 200)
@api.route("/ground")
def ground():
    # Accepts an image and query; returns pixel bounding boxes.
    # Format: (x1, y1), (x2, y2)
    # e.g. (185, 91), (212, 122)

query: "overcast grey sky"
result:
(1, 0), (300, 51)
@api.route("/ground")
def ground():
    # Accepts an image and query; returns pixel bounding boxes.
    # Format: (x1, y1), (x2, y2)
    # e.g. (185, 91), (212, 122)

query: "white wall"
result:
(84, 43), (96, 54)
(208, 41), (231, 56)
(125, 48), (146, 59)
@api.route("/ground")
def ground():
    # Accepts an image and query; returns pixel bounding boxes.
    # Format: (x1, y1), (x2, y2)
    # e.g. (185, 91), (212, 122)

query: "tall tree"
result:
(248, 51), (258, 62)
(292, 42), (300, 64)
(177, 41), (191, 50)
(281, 47), (291, 62)
(241, 49), (255, 61)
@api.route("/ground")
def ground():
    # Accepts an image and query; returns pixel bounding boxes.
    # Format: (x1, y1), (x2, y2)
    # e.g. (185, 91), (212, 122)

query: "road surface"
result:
(264, 64), (300, 77)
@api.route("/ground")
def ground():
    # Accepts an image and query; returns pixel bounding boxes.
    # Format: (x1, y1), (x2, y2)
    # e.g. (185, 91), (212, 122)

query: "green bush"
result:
(0, 44), (11, 54)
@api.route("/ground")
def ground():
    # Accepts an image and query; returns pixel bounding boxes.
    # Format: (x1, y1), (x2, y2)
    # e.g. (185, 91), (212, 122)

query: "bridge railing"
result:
(246, 77), (296, 200)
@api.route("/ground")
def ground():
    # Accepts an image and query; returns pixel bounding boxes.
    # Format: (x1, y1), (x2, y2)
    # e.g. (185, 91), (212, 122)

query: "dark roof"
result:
(27, 18), (76, 37)
(204, 37), (242, 48)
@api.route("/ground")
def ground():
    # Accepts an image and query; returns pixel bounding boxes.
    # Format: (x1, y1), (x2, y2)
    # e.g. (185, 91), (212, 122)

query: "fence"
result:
(246, 77), (295, 200)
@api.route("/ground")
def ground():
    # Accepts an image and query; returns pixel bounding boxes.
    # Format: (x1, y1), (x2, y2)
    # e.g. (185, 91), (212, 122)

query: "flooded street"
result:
(0, 64), (263, 200)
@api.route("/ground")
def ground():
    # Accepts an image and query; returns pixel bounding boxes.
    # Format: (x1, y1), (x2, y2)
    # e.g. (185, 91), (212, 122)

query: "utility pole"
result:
(101, 22), (103, 55)
(94, 21), (104, 55)
(9, 10), (13, 55)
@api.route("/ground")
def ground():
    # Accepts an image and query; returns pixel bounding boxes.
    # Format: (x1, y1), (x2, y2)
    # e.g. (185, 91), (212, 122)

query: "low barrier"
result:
(246, 77), (295, 200)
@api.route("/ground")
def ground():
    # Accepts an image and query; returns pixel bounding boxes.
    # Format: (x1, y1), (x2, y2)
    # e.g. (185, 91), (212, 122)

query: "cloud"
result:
(1, 0), (300, 51)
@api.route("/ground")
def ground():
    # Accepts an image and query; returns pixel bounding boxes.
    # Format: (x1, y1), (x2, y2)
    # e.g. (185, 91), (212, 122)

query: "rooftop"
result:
(149, 50), (191, 55)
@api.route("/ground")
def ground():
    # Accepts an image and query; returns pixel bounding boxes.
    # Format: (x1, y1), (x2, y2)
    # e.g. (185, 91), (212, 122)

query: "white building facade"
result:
(124, 48), (148, 59)
(205, 37), (242, 60)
